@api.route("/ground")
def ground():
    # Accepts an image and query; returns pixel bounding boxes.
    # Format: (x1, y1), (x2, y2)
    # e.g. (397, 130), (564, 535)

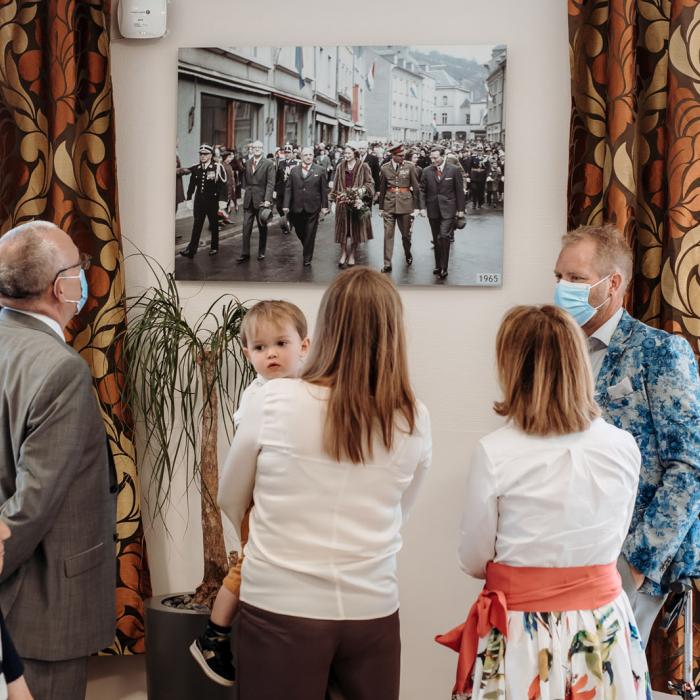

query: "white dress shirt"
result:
(458, 417), (640, 579)
(3, 308), (65, 341)
(588, 307), (623, 378)
(218, 378), (432, 620)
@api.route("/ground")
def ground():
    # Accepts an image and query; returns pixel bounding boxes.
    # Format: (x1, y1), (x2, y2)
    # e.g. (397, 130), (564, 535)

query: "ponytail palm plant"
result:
(120, 259), (253, 608)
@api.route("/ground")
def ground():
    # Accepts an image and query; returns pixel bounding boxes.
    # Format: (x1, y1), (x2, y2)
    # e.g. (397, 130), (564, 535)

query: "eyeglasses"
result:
(54, 253), (92, 281)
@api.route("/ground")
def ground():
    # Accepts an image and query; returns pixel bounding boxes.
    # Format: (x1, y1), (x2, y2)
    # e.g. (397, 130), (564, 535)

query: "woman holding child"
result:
(219, 268), (431, 700)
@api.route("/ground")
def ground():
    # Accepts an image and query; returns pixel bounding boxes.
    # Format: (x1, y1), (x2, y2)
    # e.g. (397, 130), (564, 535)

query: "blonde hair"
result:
(562, 224), (633, 288)
(494, 305), (599, 435)
(302, 267), (416, 464)
(240, 300), (307, 348)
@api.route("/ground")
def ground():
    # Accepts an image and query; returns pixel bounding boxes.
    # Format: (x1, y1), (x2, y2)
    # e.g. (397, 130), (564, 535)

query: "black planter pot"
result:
(145, 594), (236, 700)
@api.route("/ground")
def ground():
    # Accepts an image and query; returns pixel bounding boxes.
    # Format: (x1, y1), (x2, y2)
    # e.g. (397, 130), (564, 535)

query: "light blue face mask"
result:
(554, 275), (610, 326)
(61, 269), (89, 314)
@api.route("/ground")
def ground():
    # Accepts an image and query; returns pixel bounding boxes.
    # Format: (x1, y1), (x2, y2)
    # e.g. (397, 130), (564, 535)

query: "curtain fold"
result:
(0, 0), (150, 654)
(569, 0), (700, 689)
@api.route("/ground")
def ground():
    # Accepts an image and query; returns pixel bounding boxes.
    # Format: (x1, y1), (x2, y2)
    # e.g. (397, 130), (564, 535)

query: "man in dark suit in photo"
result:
(239, 140), (275, 262)
(420, 146), (466, 280)
(358, 141), (380, 203)
(0, 221), (117, 699)
(283, 146), (329, 267)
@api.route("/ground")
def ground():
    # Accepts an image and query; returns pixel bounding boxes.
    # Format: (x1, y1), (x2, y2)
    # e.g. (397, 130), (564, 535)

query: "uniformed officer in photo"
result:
(377, 144), (420, 273)
(180, 143), (228, 258)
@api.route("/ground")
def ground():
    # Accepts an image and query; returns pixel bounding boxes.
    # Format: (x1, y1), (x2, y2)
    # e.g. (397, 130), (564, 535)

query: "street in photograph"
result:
(175, 44), (506, 286)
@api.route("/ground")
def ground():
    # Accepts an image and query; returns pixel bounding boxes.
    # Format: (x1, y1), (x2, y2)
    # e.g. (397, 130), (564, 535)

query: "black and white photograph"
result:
(175, 44), (506, 286)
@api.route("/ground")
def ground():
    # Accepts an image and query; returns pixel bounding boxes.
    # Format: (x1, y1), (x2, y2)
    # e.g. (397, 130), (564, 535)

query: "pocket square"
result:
(445, 177), (453, 181)
(607, 376), (634, 400)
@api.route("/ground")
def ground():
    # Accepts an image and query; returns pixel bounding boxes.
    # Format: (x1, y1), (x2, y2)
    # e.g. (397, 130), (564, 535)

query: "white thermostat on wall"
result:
(118, 0), (167, 39)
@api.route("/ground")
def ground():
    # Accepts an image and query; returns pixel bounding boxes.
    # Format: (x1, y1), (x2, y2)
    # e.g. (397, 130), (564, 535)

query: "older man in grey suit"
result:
(0, 221), (116, 700)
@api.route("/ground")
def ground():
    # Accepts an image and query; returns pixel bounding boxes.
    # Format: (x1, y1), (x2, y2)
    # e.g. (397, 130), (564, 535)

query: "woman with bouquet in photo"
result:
(330, 145), (374, 268)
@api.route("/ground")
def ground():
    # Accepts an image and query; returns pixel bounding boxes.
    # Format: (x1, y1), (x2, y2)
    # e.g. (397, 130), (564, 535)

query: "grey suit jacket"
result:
(0, 309), (116, 660)
(242, 157), (275, 209)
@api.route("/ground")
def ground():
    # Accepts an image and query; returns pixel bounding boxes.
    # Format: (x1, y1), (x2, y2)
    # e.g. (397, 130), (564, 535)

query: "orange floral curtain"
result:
(0, 1), (151, 653)
(569, 0), (700, 690)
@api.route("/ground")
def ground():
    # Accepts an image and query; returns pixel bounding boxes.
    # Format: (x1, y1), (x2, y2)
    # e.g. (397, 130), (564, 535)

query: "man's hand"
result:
(457, 211), (465, 219)
(629, 563), (645, 590)
(262, 201), (271, 207)
(378, 210), (384, 216)
(420, 209), (426, 217)
(321, 208), (329, 215)
(412, 209), (420, 217)
(282, 208), (289, 214)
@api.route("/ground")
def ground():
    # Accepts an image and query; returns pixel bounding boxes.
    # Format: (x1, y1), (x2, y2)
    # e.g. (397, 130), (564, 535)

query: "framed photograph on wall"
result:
(175, 44), (506, 286)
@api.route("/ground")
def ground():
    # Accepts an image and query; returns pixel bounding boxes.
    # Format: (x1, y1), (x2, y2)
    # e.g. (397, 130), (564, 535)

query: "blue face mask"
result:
(554, 275), (610, 326)
(61, 269), (89, 314)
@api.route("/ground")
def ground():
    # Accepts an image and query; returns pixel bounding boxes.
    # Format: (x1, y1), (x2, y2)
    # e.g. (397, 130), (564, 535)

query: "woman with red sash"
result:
(438, 305), (651, 700)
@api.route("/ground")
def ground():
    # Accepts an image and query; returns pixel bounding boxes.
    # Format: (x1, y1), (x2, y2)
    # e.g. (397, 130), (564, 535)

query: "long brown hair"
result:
(494, 305), (599, 435)
(302, 267), (416, 463)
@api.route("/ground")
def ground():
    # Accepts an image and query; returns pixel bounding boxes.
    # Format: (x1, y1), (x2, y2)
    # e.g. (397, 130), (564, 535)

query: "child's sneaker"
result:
(189, 634), (236, 687)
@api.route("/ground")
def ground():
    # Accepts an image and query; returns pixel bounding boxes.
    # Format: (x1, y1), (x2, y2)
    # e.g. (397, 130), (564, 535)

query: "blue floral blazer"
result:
(596, 310), (700, 596)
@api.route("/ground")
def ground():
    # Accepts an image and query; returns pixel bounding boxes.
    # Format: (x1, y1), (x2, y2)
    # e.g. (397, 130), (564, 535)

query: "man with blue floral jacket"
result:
(554, 223), (700, 645)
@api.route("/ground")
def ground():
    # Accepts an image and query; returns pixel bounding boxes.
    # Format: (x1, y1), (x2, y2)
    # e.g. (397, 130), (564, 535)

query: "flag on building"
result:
(366, 62), (375, 91)
(295, 47), (304, 89)
(409, 84), (418, 98)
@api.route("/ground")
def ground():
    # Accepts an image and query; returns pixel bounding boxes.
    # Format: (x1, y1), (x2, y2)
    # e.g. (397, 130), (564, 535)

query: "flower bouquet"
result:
(335, 186), (371, 222)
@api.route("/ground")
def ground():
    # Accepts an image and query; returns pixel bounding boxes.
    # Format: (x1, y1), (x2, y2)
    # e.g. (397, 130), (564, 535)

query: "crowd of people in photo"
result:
(1, 218), (700, 700)
(176, 138), (505, 279)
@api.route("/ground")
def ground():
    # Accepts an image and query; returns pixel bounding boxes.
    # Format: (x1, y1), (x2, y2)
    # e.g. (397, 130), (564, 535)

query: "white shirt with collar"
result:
(4, 308), (65, 342)
(588, 307), (624, 379)
(458, 417), (640, 579)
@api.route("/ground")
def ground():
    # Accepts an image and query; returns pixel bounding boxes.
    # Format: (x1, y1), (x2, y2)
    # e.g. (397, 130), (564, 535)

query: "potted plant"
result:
(119, 258), (253, 699)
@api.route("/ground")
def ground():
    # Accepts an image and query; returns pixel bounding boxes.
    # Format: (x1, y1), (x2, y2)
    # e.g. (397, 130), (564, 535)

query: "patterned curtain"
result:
(568, 0), (700, 690)
(0, 1), (151, 654)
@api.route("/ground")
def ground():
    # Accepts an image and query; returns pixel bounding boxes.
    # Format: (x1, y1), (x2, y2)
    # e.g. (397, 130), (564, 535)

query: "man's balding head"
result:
(0, 221), (81, 326)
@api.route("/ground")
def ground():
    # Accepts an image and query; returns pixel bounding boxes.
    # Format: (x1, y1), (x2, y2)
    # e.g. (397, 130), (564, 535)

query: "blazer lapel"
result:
(595, 310), (637, 401)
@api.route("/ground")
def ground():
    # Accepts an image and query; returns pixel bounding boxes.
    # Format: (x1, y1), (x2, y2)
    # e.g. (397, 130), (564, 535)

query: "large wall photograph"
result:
(175, 44), (506, 286)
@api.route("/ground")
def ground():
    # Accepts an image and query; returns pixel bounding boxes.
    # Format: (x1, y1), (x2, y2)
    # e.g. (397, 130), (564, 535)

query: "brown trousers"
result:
(382, 211), (413, 266)
(236, 603), (401, 700)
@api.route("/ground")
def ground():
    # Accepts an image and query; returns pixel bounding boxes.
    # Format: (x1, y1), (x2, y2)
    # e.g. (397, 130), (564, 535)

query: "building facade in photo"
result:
(485, 45), (507, 144)
(177, 44), (503, 173)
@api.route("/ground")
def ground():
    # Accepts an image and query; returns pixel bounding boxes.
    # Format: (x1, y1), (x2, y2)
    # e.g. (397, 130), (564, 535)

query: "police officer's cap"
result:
(199, 144), (213, 155)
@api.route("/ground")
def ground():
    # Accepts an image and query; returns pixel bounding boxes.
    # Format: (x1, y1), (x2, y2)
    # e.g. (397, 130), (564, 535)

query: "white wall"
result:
(91, 0), (570, 697)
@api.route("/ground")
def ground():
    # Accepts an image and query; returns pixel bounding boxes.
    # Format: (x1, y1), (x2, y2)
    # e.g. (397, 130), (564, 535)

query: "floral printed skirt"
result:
(461, 594), (651, 700)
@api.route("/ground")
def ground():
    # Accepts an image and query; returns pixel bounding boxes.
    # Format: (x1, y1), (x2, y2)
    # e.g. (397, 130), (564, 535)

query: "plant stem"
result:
(192, 348), (229, 607)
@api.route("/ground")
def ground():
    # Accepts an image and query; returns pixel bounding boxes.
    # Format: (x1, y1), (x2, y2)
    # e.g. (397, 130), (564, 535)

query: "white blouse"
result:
(218, 378), (432, 620)
(459, 417), (641, 579)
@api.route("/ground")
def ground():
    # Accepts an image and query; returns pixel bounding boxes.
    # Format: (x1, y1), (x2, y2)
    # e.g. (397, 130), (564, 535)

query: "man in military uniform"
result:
(274, 145), (299, 223)
(180, 144), (227, 258)
(377, 144), (420, 273)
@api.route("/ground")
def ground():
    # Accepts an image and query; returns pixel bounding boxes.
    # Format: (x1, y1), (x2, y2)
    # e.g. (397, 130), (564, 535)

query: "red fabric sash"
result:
(435, 561), (622, 695)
